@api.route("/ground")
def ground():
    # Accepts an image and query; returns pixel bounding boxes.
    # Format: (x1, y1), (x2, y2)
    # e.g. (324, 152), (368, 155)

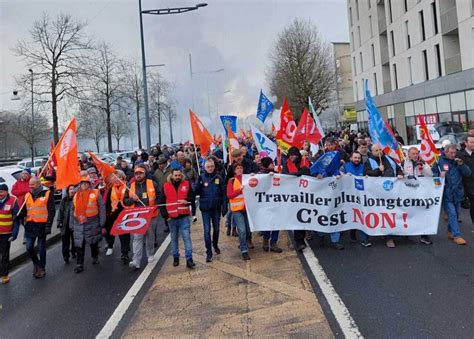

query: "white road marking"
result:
(96, 234), (170, 339)
(302, 244), (363, 338)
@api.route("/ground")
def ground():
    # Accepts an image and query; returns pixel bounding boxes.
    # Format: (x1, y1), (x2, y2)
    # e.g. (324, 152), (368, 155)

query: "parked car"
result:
(17, 157), (46, 172)
(437, 132), (468, 149)
(434, 122), (465, 137)
(0, 166), (24, 191)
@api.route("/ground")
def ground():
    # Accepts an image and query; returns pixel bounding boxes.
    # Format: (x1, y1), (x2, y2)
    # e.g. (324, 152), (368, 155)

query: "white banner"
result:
(242, 174), (444, 236)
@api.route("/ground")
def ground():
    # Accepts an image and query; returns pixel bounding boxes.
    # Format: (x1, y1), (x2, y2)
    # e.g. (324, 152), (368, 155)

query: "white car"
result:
(17, 157), (46, 172)
(0, 166), (24, 191)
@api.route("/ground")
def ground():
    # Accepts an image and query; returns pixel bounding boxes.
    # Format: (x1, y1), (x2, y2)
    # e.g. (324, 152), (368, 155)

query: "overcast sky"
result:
(0, 0), (348, 146)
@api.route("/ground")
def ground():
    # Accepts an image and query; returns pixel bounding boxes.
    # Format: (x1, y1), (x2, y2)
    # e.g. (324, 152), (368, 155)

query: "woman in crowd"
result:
(57, 185), (76, 263)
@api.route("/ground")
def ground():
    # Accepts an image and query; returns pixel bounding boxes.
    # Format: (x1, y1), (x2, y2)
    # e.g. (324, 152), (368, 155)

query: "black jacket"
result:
(457, 149), (474, 195)
(194, 171), (225, 212)
(363, 154), (403, 177)
(58, 196), (73, 235)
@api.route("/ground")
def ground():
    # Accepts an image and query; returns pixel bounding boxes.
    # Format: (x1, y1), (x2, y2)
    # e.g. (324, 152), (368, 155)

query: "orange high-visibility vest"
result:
(129, 179), (158, 217)
(111, 185), (125, 212)
(25, 191), (51, 223)
(229, 178), (245, 212)
(0, 195), (16, 234)
(73, 189), (100, 218)
(163, 181), (190, 218)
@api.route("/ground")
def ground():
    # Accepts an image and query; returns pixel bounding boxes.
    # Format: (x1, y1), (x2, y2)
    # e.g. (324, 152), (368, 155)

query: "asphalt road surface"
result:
(305, 208), (474, 338)
(0, 217), (169, 339)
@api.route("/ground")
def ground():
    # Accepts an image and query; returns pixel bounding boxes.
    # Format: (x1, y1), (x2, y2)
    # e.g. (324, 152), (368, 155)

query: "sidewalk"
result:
(123, 221), (333, 338)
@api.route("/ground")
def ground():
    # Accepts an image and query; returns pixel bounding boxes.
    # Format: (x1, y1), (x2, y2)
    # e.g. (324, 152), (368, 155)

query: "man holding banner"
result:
(123, 165), (160, 269)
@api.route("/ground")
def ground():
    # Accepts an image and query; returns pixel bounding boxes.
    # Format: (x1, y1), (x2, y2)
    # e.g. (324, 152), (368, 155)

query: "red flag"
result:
(275, 98), (297, 154)
(418, 116), (440, 165)
(53, 118), (81, 189)
(189, 110), (213, 155)
(271, 123), (277, 136)
(88, 151), (116, 179)
(293, 108), (323, 147)
(49, 141), (57, 167)
(111, 206), (159, 236)
(383, 121), (404, 164)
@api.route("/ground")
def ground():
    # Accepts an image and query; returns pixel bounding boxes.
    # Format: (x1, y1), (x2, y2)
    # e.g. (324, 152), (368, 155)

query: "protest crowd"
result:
(1, 92), (472, 285)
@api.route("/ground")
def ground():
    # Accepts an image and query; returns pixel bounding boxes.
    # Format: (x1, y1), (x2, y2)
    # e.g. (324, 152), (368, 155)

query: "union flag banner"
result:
(88, 151), (116, 179)
(275, 98), (297, 154)
(293, 107), (323, 147)
(111, 206), (158, 236)
(418, 116), (440, 165)
(189, 110), (213, 155)
(53, 118), (81, 189)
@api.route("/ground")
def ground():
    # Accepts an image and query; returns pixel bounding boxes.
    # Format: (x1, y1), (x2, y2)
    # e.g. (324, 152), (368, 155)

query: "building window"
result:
(369, 15), (373, 37)
(351, 32), (355, 51)
(405, 20), (411, 49)
(404, 0), (408, 12)
(349, 7), (353, 26)
(388, 0), (393, 23)
(422, 50), (429, 81)
(358, 26), (361, 47)
(408, 57), (413, 85)
(355, 81), (359, 101)
(371, 43), (376, 66)
(419, 10), (426, 41)
(390, 30), (395, 56)
(360, 51), (364, 72)
(431, 2), (439, 35)
(353, 56), (357, 75)
(368, 0), (371, 9)
(435, 44), (442, 77)
(356, 0), (360, 20)
(374, 72), (378, 95)
(393, 64), (398, 90)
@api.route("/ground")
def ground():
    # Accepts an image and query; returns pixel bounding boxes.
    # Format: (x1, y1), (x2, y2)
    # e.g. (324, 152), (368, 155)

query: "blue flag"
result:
(256, 90), (274, 123)
(220, 115), (237, 136)
(364, 80), (398, 150)
(310, 151), (341, 177)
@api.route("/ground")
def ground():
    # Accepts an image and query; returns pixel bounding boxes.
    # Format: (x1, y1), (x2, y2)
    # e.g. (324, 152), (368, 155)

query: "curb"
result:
(10, 233), (62, 269)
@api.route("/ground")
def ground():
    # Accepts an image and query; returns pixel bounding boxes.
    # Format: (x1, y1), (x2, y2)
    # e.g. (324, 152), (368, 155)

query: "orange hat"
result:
(134, 166), (146, 174)
(80, 176), (91, 183)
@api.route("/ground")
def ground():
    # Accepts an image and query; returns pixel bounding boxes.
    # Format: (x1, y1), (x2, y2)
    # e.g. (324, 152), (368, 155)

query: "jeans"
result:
(317, 232), (341, 243)
(444, 202), (462, 237)
(61, 227), (76, 260)
(132, 217), (157, 263)
(76, 240), (99, 266)
(25, 235), (47, 269)
(358, 231), (369, 242)
(262, 231), (279, 245)
(225, 208), (233, 227)
(202, 210), (220, 255)
(232, 211), (251, 253)
(0, 234), (11, 276)
(294, 230), (306, 247)
(169, 216), (193, 260)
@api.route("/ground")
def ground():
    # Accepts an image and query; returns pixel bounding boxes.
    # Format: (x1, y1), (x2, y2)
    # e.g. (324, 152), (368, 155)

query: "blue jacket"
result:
(194, 171), (226, 212)
(432, 155), (472, 203)
(343, 162), (364, 176)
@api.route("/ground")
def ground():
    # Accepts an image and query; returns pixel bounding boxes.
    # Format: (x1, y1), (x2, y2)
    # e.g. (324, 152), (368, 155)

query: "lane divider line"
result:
(96, 234), (171, 339)
(302, 244), (363, 338)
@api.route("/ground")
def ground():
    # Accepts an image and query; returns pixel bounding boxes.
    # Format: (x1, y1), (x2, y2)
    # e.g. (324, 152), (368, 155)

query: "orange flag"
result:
(227, 126), (240, 163)
(88, 151), (116, 179)
(189, 110), (213, 155)
(53, 118), (81, 189)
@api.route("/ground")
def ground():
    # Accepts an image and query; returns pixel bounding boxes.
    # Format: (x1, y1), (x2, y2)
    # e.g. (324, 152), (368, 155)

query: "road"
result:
(0, 217), (169, 339)
(304, 208), (474, 338)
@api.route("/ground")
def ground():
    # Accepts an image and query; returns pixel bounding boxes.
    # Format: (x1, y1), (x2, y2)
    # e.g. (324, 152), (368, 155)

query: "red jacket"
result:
(226, 175), (243, 200)
(12, 179), (30, 206)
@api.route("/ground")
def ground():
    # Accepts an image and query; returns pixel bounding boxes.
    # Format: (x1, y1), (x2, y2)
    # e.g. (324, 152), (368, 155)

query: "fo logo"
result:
(248, 177), (259, 188)
(383, 180), (394, 191)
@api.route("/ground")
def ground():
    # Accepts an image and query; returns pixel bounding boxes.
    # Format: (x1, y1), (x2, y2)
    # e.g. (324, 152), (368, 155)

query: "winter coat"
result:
(456, 149), (474, 195)
(11, 179), (30, 207)
(71, 192), (106, 246)
(57, 196), (73, 236)
(402, 159), (433, 177)
(363, 154), (403, 177)
(154, 166), (172, 189)
(183, 167), (199, 184)
(282, 156), (310, 176)
(432, 154), (471, 204)
(194, 171), (225, 212)
(158, 176), (195, 220)
(343, 162), (364, 176)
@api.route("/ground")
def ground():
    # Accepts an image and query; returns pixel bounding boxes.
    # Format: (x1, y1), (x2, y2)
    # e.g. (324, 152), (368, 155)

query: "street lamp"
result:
(139, 1), (208, 150)
(29, 69), (34, 165)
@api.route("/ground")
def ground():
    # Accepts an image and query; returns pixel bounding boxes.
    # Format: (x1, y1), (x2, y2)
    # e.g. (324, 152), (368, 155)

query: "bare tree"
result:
(80, 42), (123, 152)
(267, 18), (336, 119)
(10, 111), (52, 160)
(77, 101), (106, 152)
(14, 12), (93, 143)
(163, 101), (178, 144)
(120, 62), (144, 149)
(111, 110), (131, 151)
(149, 72), (171, 145)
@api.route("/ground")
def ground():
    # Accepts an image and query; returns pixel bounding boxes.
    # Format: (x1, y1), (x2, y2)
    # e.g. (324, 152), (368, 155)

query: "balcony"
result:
(441, 6), (458, 35)
(380, 45), (389, 65)
(383, 80), (392, 94)
(378, 17), (387, 34)
(444, 54), (462, 75)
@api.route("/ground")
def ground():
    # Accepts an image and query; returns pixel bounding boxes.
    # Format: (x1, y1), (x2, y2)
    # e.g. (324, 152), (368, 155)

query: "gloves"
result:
(45, 227), (52, 235)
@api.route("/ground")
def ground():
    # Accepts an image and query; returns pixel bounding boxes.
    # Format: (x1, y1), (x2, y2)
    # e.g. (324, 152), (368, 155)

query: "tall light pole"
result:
(29, 69), (34, 164)
(138, 1), (208, 150)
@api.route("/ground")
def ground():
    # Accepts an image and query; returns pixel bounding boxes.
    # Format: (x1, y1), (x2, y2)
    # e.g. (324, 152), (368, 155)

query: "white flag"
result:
(251, 125), (277, 160)
(308, 97), (325, 139)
